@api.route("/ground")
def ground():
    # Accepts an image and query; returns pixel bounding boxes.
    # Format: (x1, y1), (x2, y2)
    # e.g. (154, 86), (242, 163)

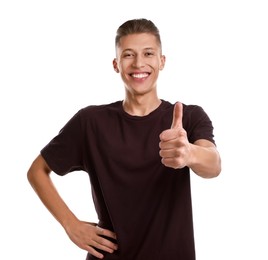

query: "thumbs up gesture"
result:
(159, 102), (191, 169)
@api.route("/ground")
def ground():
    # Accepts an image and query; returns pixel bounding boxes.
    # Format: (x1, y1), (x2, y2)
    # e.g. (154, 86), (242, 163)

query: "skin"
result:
(159, 102), (221, 178)
(27, 155), (118, 259)
(27, 32), (221, 259)
(113, 33), (165, 116)
(113, 33), (221, 177)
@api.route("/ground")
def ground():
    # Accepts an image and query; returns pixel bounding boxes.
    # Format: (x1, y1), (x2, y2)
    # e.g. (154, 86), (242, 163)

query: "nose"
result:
(132, 55), (145, 68)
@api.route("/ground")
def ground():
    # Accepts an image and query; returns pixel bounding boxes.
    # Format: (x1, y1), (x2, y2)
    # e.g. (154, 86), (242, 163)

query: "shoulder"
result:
(183, 104), (207, 117)
(183, 104), (211, 123)
(162, 100), (213, 130)
(161, 100), (207, 118)
(182, 103), (215, 143)
(78, 101), (122, 117)
(72, 101), (123, 129)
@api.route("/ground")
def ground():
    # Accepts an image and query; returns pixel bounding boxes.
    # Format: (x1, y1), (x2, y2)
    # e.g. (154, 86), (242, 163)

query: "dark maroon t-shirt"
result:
(41, 100), (215, 260)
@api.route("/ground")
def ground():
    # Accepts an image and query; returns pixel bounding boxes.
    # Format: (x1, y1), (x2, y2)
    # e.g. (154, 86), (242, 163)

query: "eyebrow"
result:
(122, 47), (155, 52)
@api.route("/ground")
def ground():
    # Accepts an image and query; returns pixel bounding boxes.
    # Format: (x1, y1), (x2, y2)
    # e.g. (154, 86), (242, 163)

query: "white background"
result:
(1, 0), (267, 259)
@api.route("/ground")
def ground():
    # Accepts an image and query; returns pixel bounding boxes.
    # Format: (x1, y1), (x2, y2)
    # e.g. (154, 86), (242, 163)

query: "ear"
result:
(159, 55), (166, 70)
(113, 58), (119, 73)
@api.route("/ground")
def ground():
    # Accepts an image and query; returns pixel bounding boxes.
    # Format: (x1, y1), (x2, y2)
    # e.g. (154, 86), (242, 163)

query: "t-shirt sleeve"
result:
(41, 110), (85, 176)
(186, 105), (216, 145)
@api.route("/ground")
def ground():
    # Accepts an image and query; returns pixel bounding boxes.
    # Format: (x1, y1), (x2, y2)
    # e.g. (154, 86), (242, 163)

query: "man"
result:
(27, 18), (221, 259)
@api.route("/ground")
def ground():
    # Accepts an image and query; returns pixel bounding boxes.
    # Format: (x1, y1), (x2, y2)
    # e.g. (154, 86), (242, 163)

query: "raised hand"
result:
(159, 102), (191, 169)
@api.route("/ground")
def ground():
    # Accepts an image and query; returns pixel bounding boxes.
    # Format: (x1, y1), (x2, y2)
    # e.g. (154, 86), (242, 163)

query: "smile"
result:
(130, 73), (150, 78)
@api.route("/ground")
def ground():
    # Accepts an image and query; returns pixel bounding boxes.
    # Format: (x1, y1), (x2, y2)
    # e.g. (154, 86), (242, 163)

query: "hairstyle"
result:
(115, 18), (162, 50)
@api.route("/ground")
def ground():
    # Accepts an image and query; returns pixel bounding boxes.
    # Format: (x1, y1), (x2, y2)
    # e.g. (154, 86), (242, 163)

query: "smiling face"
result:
(113, 33), (166, 97)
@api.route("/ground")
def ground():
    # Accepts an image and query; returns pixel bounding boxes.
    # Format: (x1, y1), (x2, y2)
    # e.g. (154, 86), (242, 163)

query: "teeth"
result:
(132, 73), (148, 78)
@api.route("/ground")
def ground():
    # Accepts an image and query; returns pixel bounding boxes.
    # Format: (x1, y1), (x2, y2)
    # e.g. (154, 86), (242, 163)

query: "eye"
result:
(145, 52), (154, 57)
(123, 52), (134, 58)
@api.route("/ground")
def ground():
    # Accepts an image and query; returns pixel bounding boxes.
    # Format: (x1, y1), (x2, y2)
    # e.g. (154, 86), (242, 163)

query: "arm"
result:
(159, 102), (221, 178)
(27, 154), (117, 259)
(186, 139), (221, 178)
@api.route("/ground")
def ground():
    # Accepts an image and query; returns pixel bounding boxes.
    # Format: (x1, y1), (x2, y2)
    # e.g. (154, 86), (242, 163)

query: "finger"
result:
(94, 236), (118, 251)
(85, 245), (104, 259)
(96, 226), (117, 239)
(93, 227), (118, 253)
(90, 240), (116, 255)
(171, 102), (183, 129)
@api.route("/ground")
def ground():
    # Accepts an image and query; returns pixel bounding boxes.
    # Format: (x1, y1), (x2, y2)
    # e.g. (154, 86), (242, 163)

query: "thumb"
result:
(171, 102), (183, 129)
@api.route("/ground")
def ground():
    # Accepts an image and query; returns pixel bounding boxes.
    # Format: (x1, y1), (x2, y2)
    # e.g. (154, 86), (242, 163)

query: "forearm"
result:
(188, 141), (221, 178)
(27, 155), (118, 258)
(27, 156), (79, 230)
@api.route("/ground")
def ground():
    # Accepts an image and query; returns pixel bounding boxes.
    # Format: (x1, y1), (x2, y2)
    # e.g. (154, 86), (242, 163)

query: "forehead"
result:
(117, 33), (160, 52)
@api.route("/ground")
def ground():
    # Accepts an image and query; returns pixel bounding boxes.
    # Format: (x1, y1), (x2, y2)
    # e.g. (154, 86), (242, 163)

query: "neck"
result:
(123, 95), (162, 116)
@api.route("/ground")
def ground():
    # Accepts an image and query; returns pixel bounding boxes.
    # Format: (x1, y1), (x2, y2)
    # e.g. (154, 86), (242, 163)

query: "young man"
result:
(27, 18), (221, 260)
